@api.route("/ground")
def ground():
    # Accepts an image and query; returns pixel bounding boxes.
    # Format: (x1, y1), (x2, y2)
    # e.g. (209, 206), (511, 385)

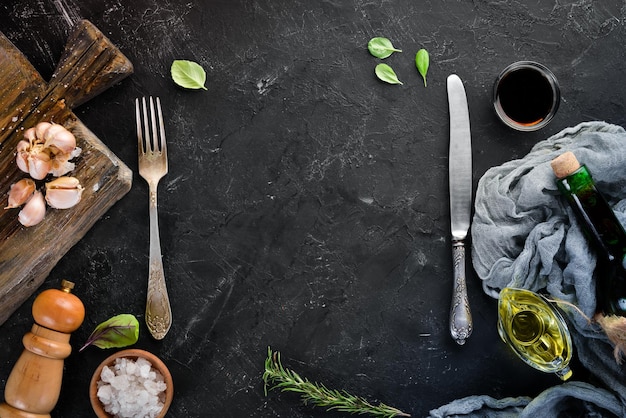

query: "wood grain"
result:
(0, 20), (133, 325)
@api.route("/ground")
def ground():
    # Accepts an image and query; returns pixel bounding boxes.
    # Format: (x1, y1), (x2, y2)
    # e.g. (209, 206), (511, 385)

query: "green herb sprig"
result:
(263, 347), (411, 418)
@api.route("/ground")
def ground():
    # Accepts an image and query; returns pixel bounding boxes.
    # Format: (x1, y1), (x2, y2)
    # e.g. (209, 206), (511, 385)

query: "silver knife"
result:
(447, 74), (473, 345)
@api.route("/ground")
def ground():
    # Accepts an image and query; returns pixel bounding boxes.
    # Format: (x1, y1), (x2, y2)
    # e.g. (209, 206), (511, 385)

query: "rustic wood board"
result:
(0, 20), (133, 325)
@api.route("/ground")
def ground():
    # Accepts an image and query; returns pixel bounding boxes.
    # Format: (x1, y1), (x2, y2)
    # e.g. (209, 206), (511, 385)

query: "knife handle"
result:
(450, 240), (473, 345)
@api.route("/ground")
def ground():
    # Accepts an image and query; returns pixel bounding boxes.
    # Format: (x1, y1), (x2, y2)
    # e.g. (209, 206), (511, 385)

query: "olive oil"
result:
(497, 288), (573, 380)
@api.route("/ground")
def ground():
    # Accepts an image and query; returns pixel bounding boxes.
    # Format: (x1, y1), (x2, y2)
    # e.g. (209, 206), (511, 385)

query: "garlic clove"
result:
(16, 141), (31, 174)
(45, 188), (83, 209)
(27, 151), (51, 180)
(43, 124), (76, 154)
(23, 127), (37, 143)
(16, 139), (30, 153)
(45, 176), (84, 209)
(46, 175), (81, 189)
(18, 190), (46, 227)
(5, 178), (36, 209)
(35, 122), (52, 141)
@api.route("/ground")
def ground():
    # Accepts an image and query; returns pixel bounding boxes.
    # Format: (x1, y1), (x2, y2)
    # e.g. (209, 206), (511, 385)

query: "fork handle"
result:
(146, 182), (172, 340)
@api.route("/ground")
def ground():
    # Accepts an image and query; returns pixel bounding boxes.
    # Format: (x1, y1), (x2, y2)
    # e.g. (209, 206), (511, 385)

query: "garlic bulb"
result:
(45, 176), (84, 209)
(5, 178), (36, 209)
(18, 190), (46, 227)
(15, 122), (80, 179)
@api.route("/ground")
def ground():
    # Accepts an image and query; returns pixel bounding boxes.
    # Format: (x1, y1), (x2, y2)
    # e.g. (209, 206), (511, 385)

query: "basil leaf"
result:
(367, 37), (402, 59)
(415, 49), (430, 87)
(79, 314), (139, 352)
(171, 59), (208, 90)
(375, 63), (403, 85)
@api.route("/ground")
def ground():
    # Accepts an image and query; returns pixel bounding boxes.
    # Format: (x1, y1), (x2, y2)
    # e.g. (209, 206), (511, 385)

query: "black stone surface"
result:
(1, 1), (624, 417)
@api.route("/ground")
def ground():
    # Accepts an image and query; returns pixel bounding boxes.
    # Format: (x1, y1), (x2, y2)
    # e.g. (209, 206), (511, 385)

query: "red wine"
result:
(497, 68), (553, 124)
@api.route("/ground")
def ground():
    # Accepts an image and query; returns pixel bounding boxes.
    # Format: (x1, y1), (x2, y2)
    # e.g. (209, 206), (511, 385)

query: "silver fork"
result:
(136, 96), (172, 340)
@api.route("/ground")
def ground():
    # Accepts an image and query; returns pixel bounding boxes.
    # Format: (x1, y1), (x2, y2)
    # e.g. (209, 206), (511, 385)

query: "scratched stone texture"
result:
(1, 0), (626, 417)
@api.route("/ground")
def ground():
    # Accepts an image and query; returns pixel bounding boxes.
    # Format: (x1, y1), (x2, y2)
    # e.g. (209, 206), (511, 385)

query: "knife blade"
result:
(447, 74), (473, 345)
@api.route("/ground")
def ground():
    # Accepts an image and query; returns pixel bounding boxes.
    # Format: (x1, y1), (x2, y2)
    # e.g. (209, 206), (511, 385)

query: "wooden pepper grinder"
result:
(0, 280), (84, 418)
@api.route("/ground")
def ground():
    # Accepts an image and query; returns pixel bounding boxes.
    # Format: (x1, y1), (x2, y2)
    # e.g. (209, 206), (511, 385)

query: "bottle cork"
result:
(551, 151), (581, 179)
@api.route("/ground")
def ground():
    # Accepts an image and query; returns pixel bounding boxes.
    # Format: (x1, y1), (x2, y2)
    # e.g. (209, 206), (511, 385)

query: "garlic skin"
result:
(18, 190), (46, 227)
(49, 148), (81, 177)
(45, 176), (84, 209)
(5, 178), (36, 209)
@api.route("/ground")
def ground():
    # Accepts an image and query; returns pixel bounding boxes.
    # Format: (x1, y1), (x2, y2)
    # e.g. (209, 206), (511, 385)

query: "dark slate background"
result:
(1, 0), (625, 416)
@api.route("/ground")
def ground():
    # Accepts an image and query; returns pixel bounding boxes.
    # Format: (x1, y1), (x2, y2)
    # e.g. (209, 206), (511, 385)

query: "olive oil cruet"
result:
(497, 287), (573, 380)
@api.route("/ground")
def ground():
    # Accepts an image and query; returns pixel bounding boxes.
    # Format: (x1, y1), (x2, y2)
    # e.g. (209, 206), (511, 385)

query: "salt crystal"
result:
(111, 374), (130, 391)
(97, 356), (167, 418)
(100, 365), (115, 383)
(138, 362), (151, 379)
(97, 384), (112, 402)
(125, 360), (138, 375)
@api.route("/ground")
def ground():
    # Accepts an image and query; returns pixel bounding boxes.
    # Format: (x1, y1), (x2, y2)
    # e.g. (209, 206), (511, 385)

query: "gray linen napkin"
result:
(429, 122), (626, 417)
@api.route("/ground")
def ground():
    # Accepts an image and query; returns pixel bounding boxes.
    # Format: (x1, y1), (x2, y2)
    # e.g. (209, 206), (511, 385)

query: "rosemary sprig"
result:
(263, 347), (411, 418)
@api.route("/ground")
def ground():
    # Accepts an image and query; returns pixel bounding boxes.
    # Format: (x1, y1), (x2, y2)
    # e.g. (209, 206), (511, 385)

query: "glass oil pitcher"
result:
(497, 287), (573, 380)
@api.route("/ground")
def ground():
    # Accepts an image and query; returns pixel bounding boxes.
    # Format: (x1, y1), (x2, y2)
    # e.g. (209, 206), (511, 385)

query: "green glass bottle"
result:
(551, 151), (626, 316)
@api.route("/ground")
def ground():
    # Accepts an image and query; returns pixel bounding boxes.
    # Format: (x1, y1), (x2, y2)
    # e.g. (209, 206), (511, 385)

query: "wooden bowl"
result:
(89, 349), (173, 418)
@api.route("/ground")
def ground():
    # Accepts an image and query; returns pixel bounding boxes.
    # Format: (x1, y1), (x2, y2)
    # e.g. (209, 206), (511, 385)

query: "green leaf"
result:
(79, 314), (139, 352)
(375, 63), (403, 85)
(171, 59), (208, 90)
(415, 49), (430, 87)
(367, 37), (402, 59)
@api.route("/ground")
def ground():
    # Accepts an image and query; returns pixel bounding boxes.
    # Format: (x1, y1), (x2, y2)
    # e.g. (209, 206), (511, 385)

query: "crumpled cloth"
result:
(429, 122), (626, 417)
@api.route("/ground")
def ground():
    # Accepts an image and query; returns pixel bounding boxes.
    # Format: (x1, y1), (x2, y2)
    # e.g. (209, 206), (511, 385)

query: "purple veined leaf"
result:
(79, 314), (139, 352)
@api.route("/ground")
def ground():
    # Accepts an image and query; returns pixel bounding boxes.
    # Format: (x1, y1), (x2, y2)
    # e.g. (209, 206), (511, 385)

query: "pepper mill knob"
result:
(0, 280), (84, 418)
(32, 279), (84, 333)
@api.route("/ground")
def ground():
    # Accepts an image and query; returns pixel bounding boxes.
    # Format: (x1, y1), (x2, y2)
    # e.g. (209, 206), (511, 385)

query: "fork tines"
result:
(135, 96), (167, 155)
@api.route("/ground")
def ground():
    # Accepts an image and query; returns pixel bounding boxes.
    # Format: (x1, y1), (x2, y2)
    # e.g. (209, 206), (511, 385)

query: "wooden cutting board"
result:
(0, 20), (133, 325)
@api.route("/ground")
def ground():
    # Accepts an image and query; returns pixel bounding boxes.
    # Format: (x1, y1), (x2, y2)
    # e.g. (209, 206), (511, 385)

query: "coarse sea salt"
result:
(97, 356), (167, 418)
